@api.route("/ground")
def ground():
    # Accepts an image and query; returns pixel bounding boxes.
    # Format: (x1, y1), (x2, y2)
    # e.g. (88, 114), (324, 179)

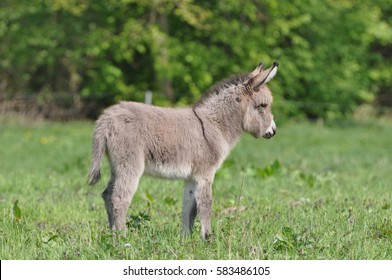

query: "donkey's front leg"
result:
(195, 177), (213, 239)
(182, 180), (197, 237)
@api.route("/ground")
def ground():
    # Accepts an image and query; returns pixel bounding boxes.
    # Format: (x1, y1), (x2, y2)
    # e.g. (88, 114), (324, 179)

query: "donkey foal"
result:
(88, 62), (279, 239)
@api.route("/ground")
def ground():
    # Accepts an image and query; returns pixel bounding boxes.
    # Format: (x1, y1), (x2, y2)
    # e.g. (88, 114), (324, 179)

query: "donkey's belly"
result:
(144, 162), (192, 179)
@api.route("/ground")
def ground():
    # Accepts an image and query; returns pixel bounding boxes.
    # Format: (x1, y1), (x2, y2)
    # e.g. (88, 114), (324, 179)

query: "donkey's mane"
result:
(195, 73), (248, 106)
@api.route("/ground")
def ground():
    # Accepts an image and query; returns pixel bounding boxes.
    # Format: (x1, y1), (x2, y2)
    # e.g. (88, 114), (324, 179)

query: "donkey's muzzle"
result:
(263, 120), (276, 139)
(263, 129), (276, 139)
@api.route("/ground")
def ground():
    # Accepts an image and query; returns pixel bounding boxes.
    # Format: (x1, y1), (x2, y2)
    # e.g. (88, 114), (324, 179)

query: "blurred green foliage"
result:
(0, 0), (391, 119)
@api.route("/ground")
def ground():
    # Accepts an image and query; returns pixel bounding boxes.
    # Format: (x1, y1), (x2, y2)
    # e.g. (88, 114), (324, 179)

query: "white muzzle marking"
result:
(263, 120), (276, 139)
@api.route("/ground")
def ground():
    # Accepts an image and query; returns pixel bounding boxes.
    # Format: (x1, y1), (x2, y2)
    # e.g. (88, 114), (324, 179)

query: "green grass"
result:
(1, 115), (392, 259)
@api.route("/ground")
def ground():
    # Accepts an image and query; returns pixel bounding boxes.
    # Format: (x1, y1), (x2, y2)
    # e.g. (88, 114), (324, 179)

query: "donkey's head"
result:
(242, 62), (278, 139)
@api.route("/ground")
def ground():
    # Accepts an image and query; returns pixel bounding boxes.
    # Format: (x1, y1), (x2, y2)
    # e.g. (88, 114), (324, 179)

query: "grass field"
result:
(1, 115), (391, 260)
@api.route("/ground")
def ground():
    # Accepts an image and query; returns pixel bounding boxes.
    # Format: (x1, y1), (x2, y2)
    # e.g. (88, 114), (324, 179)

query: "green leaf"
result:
(273, 226), (296, 251)
(256, 160), (281, 178)
(43, 235), (59, 244)
(164, 197), (177, 206)
(145, 192), (154, 203)
(13, 200), (22, 221)
(126, 212), (151, 230)
(271, 160), (281, 171)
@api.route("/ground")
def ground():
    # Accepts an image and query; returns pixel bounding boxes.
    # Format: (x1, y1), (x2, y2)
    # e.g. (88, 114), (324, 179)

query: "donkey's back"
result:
(88, 101), (225, 184)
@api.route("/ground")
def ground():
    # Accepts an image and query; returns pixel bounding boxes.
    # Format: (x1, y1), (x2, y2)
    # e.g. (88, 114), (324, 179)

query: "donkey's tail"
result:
(87, 123), (107, 186)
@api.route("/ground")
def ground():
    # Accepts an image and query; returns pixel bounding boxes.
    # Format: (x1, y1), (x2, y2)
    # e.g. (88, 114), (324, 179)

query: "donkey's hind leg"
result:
(102, 176), (116, 230)
(182, 180), (197, 237)
(102, 169), (141, 232)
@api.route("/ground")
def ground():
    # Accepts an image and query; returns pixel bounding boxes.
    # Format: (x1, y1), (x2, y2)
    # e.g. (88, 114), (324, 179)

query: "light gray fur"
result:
(87, 62), (279, 239)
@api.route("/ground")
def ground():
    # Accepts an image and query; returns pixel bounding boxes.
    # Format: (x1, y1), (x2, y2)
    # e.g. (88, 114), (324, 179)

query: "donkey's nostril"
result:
(263, 127), (276, 139)
(263, 132), (274, 139)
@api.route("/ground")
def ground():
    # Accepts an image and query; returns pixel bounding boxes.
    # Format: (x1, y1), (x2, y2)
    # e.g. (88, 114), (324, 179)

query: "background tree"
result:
(0, 0), (390, 119)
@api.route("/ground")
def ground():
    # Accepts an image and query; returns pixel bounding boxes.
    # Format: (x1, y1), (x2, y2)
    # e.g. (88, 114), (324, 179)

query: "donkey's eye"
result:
(256, 103), (268, 109)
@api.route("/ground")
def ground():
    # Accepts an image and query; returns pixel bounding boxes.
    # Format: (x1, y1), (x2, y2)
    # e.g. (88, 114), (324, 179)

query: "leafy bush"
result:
(1, 0), (391, 119)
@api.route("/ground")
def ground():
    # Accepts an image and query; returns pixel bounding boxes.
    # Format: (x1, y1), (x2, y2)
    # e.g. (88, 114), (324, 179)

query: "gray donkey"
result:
(88, 62), (279, 239)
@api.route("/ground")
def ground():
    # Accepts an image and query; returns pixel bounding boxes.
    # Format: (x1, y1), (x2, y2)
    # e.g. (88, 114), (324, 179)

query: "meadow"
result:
(1, 115), (391, 260)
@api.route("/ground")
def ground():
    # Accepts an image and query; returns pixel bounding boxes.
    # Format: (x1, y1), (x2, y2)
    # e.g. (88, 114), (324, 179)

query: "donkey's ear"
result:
(250, 62), (264, 77)
(243, 62), (264, 87)
(262, 61), (279, 84)
(251, 61), (279, 90)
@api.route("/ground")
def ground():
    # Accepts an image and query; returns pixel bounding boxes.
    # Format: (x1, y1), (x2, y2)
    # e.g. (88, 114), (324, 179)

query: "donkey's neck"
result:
(193, 99), (244, 148)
